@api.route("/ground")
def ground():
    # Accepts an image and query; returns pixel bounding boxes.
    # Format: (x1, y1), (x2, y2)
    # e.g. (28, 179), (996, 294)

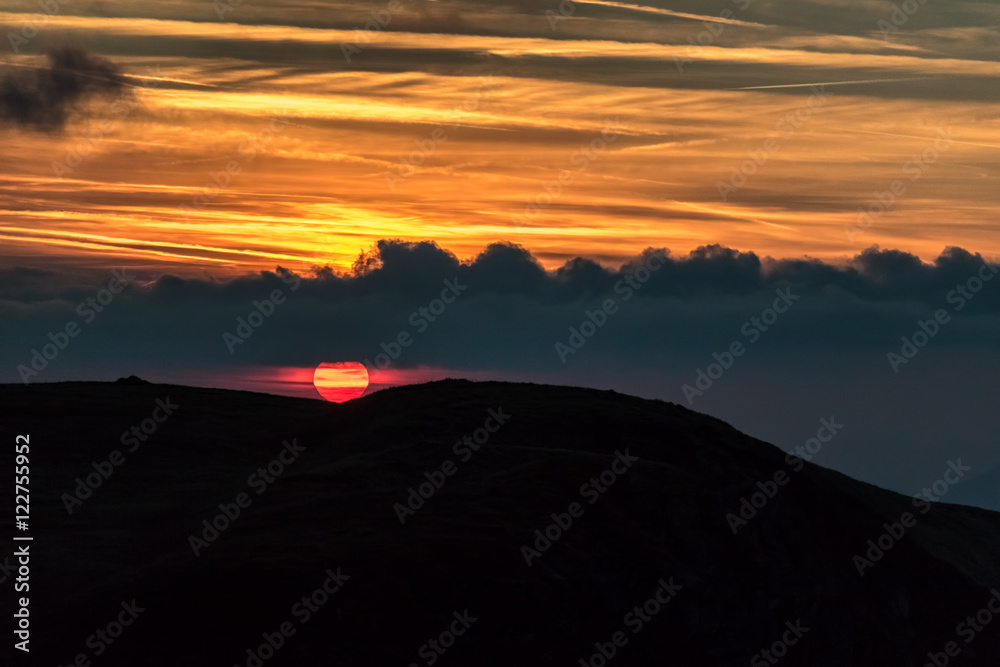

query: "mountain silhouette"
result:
(4, 379), (999, 666)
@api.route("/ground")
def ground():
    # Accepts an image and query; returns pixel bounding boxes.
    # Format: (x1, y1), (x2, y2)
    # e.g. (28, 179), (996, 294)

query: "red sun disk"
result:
(313, 362), (369, 402)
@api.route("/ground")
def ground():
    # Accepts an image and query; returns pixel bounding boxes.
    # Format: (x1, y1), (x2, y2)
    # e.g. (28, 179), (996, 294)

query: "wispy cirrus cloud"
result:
(0, 0), (998, 275)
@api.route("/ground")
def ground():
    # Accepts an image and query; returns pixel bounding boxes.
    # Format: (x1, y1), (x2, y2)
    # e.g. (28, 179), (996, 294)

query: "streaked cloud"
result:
(0, 0), (998, 276)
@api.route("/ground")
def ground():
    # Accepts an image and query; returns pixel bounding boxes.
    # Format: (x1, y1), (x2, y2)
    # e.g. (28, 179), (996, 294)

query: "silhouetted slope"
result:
(3, 380), (999, 666)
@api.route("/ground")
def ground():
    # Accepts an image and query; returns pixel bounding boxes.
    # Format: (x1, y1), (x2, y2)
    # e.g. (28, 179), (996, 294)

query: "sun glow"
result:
(313, 362), (369, 402)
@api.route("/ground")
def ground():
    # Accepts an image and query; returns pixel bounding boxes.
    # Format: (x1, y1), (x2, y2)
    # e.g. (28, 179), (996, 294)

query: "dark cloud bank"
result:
(4, 240), (999, 365)
(0, 47), (125, 132)
(2, 240), (999, 506)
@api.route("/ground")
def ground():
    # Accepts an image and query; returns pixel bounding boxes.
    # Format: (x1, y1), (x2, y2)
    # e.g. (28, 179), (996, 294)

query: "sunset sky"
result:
(2, 0), (999, 497)
(1, 0), (998, 274)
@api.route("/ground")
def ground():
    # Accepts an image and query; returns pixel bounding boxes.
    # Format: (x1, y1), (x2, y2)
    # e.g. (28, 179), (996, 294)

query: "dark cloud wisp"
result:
(0, 48), (125, 132)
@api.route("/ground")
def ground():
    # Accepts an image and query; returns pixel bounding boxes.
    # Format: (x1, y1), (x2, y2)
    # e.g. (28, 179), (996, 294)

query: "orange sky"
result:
(1, 1), (998, 275)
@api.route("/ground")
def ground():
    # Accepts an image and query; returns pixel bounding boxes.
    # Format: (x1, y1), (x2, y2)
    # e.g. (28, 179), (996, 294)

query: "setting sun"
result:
(313, 362), (369, 403)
